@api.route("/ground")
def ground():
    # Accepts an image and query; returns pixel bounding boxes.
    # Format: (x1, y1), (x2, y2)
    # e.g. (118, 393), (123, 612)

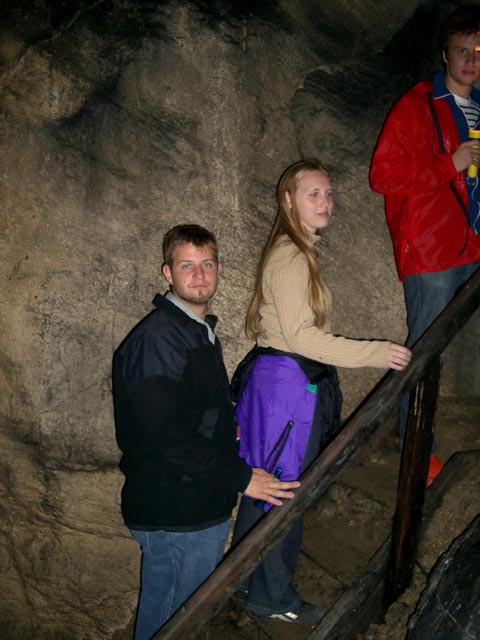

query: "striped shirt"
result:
(453, 93), (480, 129)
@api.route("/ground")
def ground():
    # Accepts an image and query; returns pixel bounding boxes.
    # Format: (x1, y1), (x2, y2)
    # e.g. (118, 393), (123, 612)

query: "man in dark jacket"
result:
(113, 224), (299, 639)
(370, 5), (480, 482)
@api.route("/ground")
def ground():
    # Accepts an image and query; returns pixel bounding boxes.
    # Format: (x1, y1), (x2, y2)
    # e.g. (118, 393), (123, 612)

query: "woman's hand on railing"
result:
(244, 468), (300, 506)
(387, 343), (412, 370)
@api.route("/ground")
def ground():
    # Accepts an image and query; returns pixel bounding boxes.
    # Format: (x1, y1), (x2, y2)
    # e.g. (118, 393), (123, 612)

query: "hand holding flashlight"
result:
(452, 133), (480, 173)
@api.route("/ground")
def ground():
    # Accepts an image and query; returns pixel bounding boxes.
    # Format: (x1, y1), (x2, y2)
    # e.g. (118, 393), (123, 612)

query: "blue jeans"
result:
(398, 260), (480, 448)
(130, 520), (230, 640)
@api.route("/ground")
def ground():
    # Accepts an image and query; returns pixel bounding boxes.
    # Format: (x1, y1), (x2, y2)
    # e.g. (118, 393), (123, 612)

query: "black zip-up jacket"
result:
(113, 294), (252, 530)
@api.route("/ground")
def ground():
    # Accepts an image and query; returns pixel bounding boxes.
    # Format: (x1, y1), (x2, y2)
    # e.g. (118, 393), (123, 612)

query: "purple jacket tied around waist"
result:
(231, 347), (342, 510)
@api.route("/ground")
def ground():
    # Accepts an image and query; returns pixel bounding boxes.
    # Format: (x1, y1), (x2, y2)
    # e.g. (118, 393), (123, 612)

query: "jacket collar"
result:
(433, 70), (480, 104)
(153, 292), (218, 331)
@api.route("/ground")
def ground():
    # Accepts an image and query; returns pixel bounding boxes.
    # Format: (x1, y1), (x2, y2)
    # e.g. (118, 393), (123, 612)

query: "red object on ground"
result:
(427, 454), (444, 487)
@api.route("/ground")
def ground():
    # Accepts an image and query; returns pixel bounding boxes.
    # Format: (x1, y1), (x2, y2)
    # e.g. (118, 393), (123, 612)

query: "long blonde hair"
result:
(246, 159), (331, 340)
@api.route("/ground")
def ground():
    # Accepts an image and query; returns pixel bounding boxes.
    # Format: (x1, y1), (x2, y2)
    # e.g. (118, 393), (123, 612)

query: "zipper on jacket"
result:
(264, 420), (294, 473)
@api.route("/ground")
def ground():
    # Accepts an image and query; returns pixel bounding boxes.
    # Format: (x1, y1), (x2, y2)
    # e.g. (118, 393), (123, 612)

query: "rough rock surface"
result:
(1, 1), (478, 638)
(359, 449), (480, 640)
(407, 511), (480, 639)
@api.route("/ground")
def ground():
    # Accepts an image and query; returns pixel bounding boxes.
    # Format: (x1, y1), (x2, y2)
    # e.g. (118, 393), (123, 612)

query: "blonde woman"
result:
(231, 159), (411, 624)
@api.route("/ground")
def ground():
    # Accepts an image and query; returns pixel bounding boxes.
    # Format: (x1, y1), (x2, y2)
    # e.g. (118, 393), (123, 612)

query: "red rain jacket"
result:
(370, 79), (480, 281)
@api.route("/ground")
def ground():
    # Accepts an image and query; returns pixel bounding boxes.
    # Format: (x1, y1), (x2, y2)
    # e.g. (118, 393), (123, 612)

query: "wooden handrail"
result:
(154, 267), (480, 640)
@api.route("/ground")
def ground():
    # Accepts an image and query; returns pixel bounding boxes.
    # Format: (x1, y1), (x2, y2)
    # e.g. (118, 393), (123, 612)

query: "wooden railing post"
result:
(385, 357), (441, 605)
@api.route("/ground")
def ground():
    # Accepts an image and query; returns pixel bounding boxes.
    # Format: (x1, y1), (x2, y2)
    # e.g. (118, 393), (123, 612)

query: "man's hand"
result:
(244, 468), (300, 506)
(453, 140), (480, 172)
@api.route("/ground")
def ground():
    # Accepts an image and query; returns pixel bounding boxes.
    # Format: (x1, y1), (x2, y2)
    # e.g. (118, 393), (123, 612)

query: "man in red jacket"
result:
(370, 4), (480, 482)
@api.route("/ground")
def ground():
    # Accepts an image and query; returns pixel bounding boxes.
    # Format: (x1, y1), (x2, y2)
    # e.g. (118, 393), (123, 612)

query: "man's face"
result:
(443, 31), (480, 97)
(162, 243), (220, 315)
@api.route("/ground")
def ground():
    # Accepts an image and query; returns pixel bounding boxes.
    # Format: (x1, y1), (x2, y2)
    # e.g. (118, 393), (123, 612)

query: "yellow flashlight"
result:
(468, 129), (480, 178)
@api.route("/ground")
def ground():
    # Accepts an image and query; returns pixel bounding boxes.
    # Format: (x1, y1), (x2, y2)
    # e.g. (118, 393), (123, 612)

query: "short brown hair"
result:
(162, 224), (218, 267)
(439, 3), (480, 55)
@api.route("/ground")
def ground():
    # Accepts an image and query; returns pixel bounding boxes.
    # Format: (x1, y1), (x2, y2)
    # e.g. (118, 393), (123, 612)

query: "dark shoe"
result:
(427, 454), (443, 487)
(256, 601), (324, 624)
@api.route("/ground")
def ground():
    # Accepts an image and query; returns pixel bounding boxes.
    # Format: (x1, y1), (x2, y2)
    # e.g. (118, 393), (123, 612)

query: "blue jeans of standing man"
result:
(398, 260), (480, 448)
(130, 519), (230, 640)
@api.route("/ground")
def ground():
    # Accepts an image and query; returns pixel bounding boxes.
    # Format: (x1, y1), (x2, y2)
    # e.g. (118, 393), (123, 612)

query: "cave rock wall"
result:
(3, 1), (476, 638)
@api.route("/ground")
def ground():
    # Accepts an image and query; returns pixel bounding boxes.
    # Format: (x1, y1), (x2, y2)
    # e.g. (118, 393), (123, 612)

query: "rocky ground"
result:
(201, 395), (480, 640)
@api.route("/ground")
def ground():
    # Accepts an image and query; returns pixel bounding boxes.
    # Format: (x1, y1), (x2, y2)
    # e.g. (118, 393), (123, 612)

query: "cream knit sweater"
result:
(256, 235), (390, 369)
